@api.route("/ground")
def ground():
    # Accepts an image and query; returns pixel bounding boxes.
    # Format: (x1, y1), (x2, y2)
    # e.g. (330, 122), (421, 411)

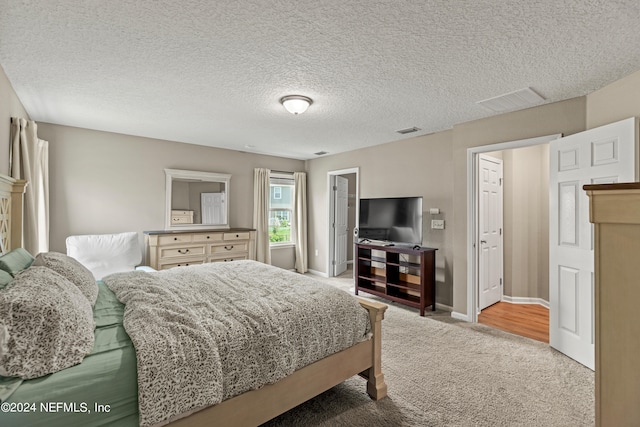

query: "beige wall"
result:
(587, 69), (640, 130)
(307, 130), (454, 306)
(307, 98), (585, 312)
(480, 146), (549, 302)
(36, 123), (305, 267)
(451, 97), (586, 315)
(502, 144), (549, 301)
(0, 65), (30, 176)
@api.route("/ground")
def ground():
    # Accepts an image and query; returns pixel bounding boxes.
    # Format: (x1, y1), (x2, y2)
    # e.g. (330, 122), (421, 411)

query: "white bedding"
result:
(104, 260), (371, 427)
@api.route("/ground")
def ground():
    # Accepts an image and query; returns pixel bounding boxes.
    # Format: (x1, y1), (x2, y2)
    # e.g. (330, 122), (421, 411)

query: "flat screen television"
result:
(358, 196), (423, 246)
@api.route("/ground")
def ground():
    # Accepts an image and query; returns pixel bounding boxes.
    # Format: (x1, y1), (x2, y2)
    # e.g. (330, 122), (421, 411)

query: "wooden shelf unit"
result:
(355, 242), (436, 316)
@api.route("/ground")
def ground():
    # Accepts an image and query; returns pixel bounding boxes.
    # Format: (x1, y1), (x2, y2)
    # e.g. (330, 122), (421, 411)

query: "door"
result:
(549, 117), (637, 370)
(201, 192), (226, 224)
(478, 154), (504, 310)
(333, 176), (349, 276)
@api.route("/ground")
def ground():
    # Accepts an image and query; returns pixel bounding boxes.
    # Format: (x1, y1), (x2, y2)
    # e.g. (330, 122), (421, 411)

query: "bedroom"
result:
(1, 1), (640, 426)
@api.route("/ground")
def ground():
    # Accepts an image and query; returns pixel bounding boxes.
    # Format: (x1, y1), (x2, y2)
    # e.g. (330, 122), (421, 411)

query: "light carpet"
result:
(261, 271), (594, 426)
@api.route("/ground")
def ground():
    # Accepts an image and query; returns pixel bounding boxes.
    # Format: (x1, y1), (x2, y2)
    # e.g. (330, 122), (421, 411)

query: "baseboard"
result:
(501, 296), (549, 309)
(451, 311), (471, 322)
(307, 268), (329, 278)
(436, 303), (453, 312)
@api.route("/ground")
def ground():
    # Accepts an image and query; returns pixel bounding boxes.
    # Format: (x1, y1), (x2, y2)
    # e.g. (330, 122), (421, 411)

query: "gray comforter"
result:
(104, 260), (371, 427)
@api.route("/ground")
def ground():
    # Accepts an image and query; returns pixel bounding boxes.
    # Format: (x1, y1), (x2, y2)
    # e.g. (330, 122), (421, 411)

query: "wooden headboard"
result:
(0, 174), (27, 253)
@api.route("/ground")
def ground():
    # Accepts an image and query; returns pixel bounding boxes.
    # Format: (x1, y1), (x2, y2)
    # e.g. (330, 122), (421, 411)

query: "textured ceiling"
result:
(1, 1), (640, 160)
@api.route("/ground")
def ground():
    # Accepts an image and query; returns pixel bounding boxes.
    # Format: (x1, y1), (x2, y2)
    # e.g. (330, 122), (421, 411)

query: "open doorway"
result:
(467, 134), (560, 341)
(327, 168), (359, 278)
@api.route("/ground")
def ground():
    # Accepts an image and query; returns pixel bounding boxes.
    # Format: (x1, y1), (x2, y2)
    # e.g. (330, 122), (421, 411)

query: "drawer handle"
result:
(178, 249), (190, 254)
(224, 245), (234, 251)
(178, 263), (189, 267)
(174, 237), (178, 241)
(206, 236), (211, 239)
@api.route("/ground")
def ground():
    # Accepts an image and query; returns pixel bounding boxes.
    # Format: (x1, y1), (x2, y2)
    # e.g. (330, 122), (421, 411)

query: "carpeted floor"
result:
(262, 269), (594, 426)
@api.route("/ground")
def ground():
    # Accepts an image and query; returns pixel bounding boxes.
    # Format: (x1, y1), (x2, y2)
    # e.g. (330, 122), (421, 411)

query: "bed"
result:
(0, 173), (387, 427)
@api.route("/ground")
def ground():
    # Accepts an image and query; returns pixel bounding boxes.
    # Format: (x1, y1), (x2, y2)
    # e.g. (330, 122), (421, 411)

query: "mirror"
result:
(165, 169), (231, 230)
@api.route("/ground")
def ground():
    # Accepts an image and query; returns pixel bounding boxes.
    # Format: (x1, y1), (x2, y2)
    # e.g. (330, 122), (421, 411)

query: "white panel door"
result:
(333, 176), (349, 276)
(478, 154), (504, 310)
(201, 192), (225, 224)
(549, 117), (637, 370)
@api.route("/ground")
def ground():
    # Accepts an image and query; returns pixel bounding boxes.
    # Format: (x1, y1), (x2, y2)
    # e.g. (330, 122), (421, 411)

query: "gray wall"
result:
(307, 130), (454, 306)
(0, 65), (29, 176)
(36, 123), (305, 269)
(448, 97), (586, 314)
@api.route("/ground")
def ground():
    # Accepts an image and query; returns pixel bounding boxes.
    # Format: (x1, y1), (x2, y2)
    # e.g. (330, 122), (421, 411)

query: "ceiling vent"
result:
(314, 151), (328, 156)
(396, 126), (421, 135)
(476, 87), (545, 113)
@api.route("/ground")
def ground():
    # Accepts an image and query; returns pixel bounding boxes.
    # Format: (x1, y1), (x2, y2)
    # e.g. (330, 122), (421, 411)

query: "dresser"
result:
(145, 228), (256, 270)
(585, 183), (640, 426)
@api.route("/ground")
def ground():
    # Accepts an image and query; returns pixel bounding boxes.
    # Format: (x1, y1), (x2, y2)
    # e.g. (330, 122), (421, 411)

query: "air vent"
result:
(396, 127), (421, 135)
(314, 151), (328, 156)
(476, 87), (545, 113)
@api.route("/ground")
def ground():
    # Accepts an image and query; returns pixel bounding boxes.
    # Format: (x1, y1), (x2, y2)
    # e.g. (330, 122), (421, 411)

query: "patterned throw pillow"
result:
(0, 266), (95, 379)
(32, 252), (98, 305)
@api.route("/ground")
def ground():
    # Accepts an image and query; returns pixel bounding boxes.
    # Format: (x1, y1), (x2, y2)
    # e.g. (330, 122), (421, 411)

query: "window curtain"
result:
(10, 117), (49, 255)
(293, 172), (308, 273)
(253, 168), (271, 264)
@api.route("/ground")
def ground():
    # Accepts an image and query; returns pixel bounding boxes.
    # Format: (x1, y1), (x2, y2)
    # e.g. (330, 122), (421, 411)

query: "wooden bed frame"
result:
(169, 298), (387, 426)
(0, 174), (27, 253)
(0, 173), (388, 427)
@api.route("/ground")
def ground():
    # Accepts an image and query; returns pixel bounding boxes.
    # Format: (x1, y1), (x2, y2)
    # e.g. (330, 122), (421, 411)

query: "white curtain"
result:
(10, 118), (49, 255)
(253, 168), (271, 264)
(293, 172), (308, 273)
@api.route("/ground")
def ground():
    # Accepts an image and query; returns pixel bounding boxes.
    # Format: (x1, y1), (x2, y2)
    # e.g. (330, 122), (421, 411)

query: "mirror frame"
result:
(165, 168), (231, 231)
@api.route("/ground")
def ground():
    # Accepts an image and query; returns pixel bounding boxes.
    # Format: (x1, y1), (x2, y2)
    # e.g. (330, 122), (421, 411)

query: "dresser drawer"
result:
(224, 232), (250, 241)
(193, 233), (223, 243)
(160, 245), (205, 258)
(210, 242), (248, 255)
(159, 258), (205, 270)
(210, 256), (247, 263)
(171, 210), (194, 224)
(158, 234), (193, 245)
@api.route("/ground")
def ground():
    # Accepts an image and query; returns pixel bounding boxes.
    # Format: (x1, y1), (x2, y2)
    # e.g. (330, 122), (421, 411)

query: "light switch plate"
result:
(431, 219), (445, 230)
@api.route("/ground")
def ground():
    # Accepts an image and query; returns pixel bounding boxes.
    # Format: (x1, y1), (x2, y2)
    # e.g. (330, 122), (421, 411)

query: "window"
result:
(269, 175), (295, 244)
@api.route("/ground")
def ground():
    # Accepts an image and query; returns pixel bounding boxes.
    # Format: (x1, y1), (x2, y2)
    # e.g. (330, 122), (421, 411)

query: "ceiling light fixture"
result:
(280, 95), (313, 115)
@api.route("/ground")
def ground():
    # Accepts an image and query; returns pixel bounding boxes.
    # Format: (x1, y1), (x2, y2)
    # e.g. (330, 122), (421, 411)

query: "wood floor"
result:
(478, 302), (549, 343)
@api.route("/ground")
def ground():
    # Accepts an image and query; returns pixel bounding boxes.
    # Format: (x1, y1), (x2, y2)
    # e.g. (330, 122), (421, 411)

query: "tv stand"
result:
(355, 242), (437, 316)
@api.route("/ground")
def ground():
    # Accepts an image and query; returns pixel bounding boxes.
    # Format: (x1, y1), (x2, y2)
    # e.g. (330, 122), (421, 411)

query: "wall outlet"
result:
(315, 249), (319, 256)
(431, 219), (445, 230)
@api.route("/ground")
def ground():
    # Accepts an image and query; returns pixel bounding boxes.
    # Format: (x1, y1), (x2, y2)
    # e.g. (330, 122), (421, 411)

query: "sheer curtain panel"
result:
(293, 172), (308, 273)
(10, 118), (49, 255)
(253, 168), (271, 264)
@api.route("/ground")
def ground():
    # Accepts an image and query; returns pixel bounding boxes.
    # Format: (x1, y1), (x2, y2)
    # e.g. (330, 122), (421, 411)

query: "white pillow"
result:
(66, 232), (142, 280)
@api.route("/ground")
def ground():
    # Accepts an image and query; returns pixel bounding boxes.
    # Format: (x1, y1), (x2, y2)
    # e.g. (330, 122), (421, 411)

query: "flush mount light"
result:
(280, 95), (313, 115)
